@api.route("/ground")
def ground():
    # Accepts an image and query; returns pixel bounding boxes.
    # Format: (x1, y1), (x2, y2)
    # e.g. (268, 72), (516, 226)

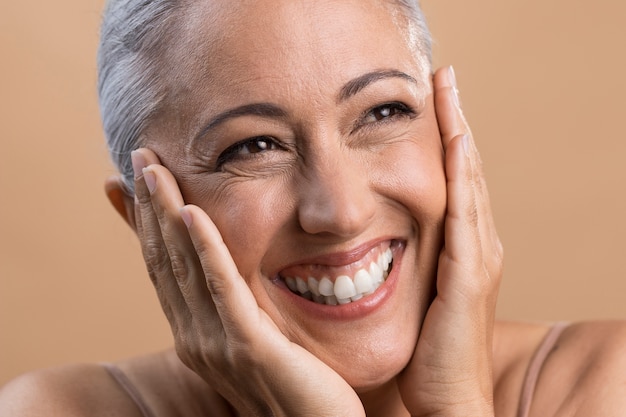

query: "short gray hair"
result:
(97, 0), (432, 193)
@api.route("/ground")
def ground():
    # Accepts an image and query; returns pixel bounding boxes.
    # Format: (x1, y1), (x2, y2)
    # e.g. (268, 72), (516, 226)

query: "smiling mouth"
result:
(280, 243), (396, 306)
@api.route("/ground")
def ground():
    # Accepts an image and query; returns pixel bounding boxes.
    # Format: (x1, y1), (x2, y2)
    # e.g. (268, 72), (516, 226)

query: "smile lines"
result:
(284, 247), (393, 305)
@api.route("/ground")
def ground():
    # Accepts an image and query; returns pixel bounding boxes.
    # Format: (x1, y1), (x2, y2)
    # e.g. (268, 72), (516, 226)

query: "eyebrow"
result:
(195, 69), (418, 140)
(337, 69), (418, 102)
(195, 102), (287, 141)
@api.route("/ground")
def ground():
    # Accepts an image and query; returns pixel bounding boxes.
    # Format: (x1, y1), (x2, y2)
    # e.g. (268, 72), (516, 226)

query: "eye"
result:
(361, 102), (414, 125)
(216, 136), (281, 168)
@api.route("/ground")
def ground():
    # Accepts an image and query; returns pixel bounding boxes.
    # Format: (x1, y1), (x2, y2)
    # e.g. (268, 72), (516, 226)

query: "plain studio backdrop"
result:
(1, 1), (625, 384)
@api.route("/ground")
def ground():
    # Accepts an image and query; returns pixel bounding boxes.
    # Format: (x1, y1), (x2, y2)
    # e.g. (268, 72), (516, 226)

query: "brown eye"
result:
(241, 137), (275, 154)
(362, 102), (413, 124)
(216, 136), (280, 168)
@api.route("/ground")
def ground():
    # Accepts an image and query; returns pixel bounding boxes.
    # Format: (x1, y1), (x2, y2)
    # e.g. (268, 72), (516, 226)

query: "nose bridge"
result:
(297, 142), (375, 237)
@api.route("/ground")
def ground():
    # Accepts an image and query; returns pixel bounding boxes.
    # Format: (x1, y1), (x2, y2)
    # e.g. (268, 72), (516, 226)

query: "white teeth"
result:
(354, 269), (374, 294)
(283, 246), (395, 305)
(307, 277), (320, 296)
(377, 255), (385, 272)
(369, 261), (383, 285)
(313, 293), (326, 304)
(285, 277), (298, 292)
(334, 275), (357, 300)
(381, 248), (392, 279)
(325, 295), (338, 305)
(296, 277), (308, 294)
(318, 277), (335, 296)
(350, 294), (363, 302)
(381, 248), (392, 271)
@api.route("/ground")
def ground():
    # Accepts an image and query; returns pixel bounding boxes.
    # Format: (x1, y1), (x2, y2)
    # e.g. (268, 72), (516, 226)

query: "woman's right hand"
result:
(131, 149), (365, 417)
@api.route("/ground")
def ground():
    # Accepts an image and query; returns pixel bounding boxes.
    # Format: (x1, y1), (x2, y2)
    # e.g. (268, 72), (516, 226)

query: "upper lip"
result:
(273, 238), (398, 275)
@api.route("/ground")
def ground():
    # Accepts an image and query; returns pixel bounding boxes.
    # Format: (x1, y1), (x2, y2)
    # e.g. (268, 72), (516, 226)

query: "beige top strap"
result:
(517, 322), (569, 417)
(102, 363), (157, 417)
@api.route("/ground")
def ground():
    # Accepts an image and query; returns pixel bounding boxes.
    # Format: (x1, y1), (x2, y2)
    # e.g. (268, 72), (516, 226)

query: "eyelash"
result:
(215, 102), (415, 169)
(216, 136), (281, 169)
(355, 101), (416, 132)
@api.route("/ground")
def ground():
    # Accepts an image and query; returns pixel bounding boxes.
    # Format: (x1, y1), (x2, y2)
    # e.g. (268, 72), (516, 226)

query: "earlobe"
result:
(104, 176), (137, 231)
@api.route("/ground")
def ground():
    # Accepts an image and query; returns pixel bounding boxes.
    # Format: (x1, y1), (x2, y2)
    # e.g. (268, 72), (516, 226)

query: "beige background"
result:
(1, 0), (625, 385)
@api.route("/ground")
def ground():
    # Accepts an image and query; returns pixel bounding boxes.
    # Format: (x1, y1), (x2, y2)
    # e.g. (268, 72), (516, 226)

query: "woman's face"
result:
(145, 0), (446, 391)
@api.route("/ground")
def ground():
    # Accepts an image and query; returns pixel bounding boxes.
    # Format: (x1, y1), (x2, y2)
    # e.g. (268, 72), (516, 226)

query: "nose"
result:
(297, 150), (376, 237)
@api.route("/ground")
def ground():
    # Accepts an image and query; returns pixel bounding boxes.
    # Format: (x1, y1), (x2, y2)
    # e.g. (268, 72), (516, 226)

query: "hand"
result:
(130, 150), (365, 417)
(397, 66), (502, 416)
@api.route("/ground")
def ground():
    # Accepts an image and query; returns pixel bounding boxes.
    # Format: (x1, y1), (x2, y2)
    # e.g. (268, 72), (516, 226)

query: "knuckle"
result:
(174, 341), (193, 369)
(143, 242), (170, 275)
(205, 276), (227, 297)
(174, 327), (196, 361)
(169, 251), (190, 284)
(153, 206), (169, 226)
(135, 186), (152, 205)
(142, 234), (167, 260)
(175, 333), (222, 374)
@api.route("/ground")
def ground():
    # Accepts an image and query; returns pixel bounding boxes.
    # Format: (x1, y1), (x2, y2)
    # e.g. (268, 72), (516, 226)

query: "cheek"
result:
(183, 176), (296, 279)
(372, 135), (447, 226)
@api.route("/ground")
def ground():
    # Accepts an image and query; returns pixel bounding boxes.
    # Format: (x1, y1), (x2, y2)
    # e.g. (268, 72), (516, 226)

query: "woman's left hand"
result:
(397, 66), (502, 416)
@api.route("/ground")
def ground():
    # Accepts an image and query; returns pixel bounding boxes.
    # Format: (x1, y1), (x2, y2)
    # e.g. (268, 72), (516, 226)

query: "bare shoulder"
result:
(0, 350), (235, 417)
(531, 321), (626, 416)
(0, 362), (144, 417)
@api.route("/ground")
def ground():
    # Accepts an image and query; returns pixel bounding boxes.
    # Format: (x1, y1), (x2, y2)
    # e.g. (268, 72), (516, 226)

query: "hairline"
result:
(97, 0), (432, 194)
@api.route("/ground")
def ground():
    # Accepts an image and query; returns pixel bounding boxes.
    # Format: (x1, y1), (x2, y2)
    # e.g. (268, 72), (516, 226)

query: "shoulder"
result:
(0, 351), (236, 417)
(531, 321), (626, 416)
(0, 363), (144, 417)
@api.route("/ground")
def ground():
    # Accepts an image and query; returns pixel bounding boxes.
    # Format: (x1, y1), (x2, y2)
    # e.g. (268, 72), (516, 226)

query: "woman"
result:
(1, 0), (625, 416)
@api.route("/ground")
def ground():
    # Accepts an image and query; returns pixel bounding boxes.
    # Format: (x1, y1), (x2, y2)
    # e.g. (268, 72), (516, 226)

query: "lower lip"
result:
(277, 245), (405, 321)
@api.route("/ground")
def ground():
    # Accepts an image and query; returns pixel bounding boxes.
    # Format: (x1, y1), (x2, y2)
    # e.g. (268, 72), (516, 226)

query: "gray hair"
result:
(97, 0), (432, 193)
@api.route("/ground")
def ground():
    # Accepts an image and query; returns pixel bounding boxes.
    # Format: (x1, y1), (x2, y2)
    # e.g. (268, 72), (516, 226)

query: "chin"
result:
(299, 297), (422, 394)
(340, 343), (415, 394)
(256, 237), (435, 393)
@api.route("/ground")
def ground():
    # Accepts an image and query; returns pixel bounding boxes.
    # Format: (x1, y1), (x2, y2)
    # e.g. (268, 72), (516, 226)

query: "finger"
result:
(180, 204), (264, 338)
(442, 135), (482, 270)
(443, 134), (501, 308)
(141, 163), (219, 324)
(132, 149), (163, 246)
(433, 66), (470, 151)
(131, 149), (162, 243)
(434, 66), (481, 269)
(131, 149), (187, 332)
(434, 67), (501, 273)
(467, 138), (503, 271)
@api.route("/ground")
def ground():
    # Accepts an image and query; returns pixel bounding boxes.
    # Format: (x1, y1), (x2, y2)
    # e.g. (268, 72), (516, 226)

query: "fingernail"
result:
(448, 66), (462, 108)
(180, 207), (193, 228)
(131, 151), (147, 180)
(462, 134), (471, 157)
(142, 167), (157, 194)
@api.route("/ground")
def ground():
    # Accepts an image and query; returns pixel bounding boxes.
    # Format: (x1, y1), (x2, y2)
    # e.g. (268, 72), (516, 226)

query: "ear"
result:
(104, 175), (137, 231)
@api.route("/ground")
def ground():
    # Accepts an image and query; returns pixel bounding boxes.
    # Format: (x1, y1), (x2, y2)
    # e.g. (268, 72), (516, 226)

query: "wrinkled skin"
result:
(112, 1), (502, 416)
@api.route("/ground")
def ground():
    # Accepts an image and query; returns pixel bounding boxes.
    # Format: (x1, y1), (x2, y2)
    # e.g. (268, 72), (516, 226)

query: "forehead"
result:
(161, 0), (429, 114)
